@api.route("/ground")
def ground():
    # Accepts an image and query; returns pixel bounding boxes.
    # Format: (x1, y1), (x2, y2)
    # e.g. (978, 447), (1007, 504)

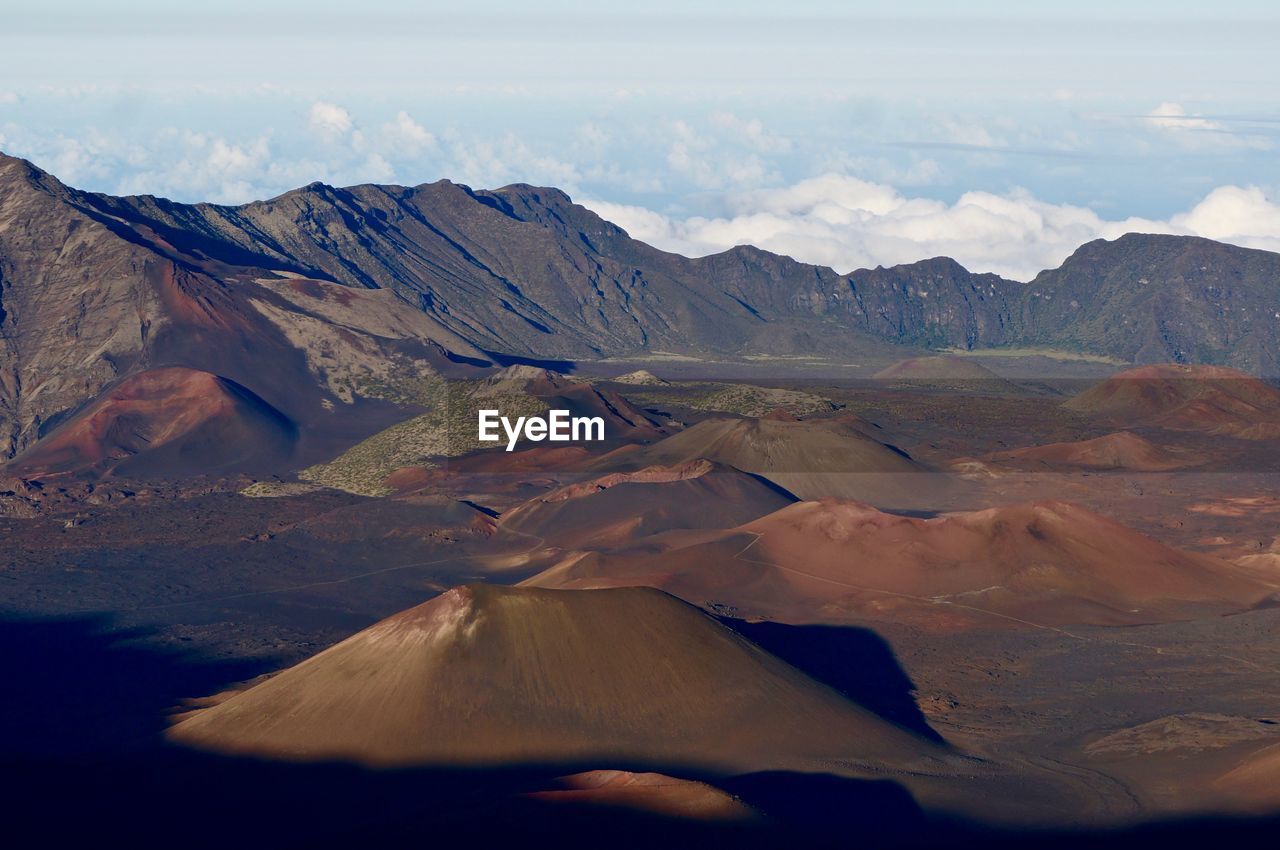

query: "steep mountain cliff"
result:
(4, 150), (1280, 464)
(0, 153), (487, 462)
(1019, 234), (1280, 371)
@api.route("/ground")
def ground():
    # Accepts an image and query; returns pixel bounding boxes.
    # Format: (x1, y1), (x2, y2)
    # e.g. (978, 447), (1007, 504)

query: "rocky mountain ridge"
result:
(4, 150), (1280, 461)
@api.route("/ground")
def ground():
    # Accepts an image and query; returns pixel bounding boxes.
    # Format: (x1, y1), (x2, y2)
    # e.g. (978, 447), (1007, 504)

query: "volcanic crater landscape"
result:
(4, 152), (1280, 847)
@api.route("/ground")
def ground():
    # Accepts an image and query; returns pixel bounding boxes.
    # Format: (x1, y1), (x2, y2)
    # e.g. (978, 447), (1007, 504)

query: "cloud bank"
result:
(583, 176), (1280, 281)
(4, 96), (1276, 276)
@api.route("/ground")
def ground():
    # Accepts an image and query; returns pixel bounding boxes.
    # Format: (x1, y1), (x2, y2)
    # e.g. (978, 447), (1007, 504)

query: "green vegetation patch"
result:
(628, 382), (840, 418)
(299, 382), (547, 496)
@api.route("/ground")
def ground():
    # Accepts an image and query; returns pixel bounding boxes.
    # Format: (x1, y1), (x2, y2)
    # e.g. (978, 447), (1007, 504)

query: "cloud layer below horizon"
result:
(2, 88), (1277, 283)
(585, 178), (1280, 281)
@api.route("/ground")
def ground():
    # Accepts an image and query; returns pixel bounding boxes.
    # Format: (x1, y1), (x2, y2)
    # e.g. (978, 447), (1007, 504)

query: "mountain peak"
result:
(883, 255), (969, 274)
(0, 152), (63, 194)
(167, 581), (935, 769)
(491, 183), (574, 204)
(1062, 231), (1262, 263)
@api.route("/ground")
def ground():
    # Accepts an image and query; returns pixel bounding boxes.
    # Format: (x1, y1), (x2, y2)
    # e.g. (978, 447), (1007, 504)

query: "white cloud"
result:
(1172, 185), (1280, 246)
(1144, 102), (1222, 132)
(111, 132), (281, 204)
(443, 132), (582, 192)
(206, 137), (268, 175)
(660, 118), (778, 190)
(666, 139), (770, 190)
(580, 162), (665, 194)
(380, 110), (436, 156)
(308, 101), (354, 138)
(937, 117), (1006, 149)
(583, 175), (1280, 281)
(359, 152), (396, 184)
(709, 112), (792, 154)
(819, 154), (942, 187)
(1141, 102), (1271, 151)
(45, 132), (121, 186)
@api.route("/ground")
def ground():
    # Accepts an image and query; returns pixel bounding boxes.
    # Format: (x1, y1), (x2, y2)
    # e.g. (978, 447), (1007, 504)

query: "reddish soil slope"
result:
(523, 770), (760, 822)
(9, 367), (296, 478)
(528, 499), (1277, 628)
(168, 584), (941, 772)
(1215, 743), (1280, 809)
(498, 459), (795, 548)
(986, 431), (1203, 472)
(1065, 365), (1280, 439)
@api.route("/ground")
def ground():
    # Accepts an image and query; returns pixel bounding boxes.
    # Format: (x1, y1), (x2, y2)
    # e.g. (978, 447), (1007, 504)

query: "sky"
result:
(1, 1), (1278, 280)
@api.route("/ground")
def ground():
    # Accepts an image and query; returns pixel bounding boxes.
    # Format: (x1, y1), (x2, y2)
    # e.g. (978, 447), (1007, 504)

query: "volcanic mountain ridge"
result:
(8, 149), (1280, 469)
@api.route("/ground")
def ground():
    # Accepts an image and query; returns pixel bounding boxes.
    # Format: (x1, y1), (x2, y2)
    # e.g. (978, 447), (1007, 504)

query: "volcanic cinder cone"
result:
(873, 355), (1015, 389)
(498, 459), (795, 548)
(610, 370), (670, 386)
(8, 367), (296, 478)
(168, 584), (942, 772)
(528, 499), (1279, 628)
(586, 415), (951, 509)
(477, 365), (666, 441)
(985, 431), (1203, 471)
(1215, 743), (1280, 810)
(1065, 364), (1280, 440)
